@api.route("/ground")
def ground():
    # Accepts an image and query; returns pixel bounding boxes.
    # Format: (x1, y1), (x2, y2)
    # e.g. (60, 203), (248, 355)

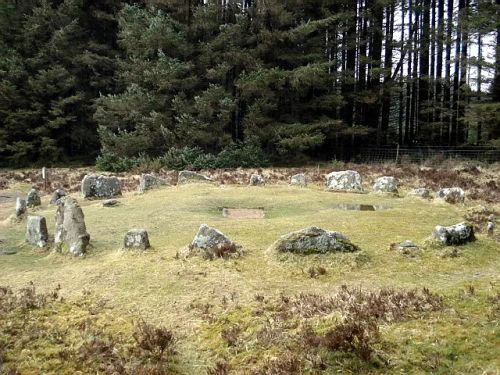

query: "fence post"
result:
(395, 144), (400, 164)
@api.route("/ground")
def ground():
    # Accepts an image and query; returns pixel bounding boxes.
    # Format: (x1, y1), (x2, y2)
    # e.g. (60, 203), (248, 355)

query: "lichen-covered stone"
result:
(432, 222), (474, 245)
(437, 187), (465, 204)
(102, 199), (119, 207)
(182, 224), (240, 259)
(15, 198), (26, 217)
(373, 176), (398, 194)
(326, 170), (363, 192)
(26, 216), (48, 247)
(249, 174), (265, 186)
(81, 175), (121, 199)
(139, 174), (167, 193)
(124, 229), (150, 250)
(274, 226), (359, 254)
(54, 197), (90, 256)
(50, 189), (66, 204)
(178, 171), (212, 185)
(290, 173), (307, 187)
(26, 189), (41, 207)
(397, 240), (420, 256)
(408, 188), (432, 199)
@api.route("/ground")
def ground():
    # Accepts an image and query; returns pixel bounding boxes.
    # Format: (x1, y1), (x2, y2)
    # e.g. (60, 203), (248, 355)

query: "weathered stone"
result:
(397, 240), (420, 256)
(373, 176), (398, 194)
(408, 188), (432, 199)
(437, 187), (465, 204)
(49, 189), (66, 204)
(487, 221), (494, 237)
(26, 189), (41, 207)
(184, 224), (240, 259)
(139, 174), (167, 193)
(326, 170), (363, 192)
(274, 226), (359, 254)
(249, 174), (265, 186)
(81, 175), (121, 199)
(26, 216), (48, 248)
(178, 171), (212, 185)
(124, 229), (150, 250)
(290, 173), (307, 187)
(15, 198), (27, 217)
(54, 197), (90, 256)
(432, 222), (474, 245)
(102, 199), (119, 207)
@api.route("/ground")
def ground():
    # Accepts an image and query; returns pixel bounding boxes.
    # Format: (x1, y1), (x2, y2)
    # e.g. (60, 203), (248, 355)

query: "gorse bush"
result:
(96, 141), (269, 172)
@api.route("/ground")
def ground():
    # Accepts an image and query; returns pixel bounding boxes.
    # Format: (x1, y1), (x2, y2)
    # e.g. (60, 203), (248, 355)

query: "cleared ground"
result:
(0, 179), (499, 374)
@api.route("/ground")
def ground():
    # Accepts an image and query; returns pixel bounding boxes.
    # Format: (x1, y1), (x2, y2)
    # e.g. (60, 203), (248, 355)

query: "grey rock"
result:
(487, 221), (494, 236)
(432, 222), (474, 245)
(437, 187), (465, 204)
(26, 189), (41, 207)
(49, 189), (66, 204)
(326, 170), (363, 192)
(249, 174), (265, 186)
(139, 173), (167, 193)
(373, 176), (398, 194)
(274, 226), (359, 254)
(81, 175), (121, 199)
(54, 197), (90, 256)
(397, 240), (420, 256)
(290, 173), (307, 187)
(15, 198), (27, 217)
(124, 229), (150, 250)
(178, 171), (212, 185)
(26, 216), (48, 248)
(186, 224), (240, 258)
(408, 188), (432, 199)
(102, 199), (119, 207)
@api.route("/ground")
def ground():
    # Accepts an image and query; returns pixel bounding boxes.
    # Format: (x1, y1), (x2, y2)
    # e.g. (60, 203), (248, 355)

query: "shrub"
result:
(133, 319), (176, 361)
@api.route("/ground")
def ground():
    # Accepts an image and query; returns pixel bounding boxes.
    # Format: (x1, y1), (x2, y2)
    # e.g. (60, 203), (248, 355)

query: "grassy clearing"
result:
(0, 182), (499, 374)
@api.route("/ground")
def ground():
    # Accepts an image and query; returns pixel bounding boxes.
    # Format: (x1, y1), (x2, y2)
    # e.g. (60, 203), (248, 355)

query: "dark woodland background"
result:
(1, 0), (499, 169)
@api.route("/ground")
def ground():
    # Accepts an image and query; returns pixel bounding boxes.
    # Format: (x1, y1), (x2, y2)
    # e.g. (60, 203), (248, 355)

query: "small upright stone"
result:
(139, 174), (167, 193)
(326, 170), (363, 192)
(432, 222), (474, 245)
(408, 188), (432, 199)
(290, 173), (307, 187)
(249, 174), (265, 186)
(50, 189), (66, 204)
(54, 197), (90, 256)
(81, 175), (121, 199)
(487, 221), (494, 237)
(124, 229), (150, 250)
(26, 189), (41, 207)
(15, 198), (27, 217)
(178, 171), (212, 185)
(373, 176), (398, 194)
(26, 216), (48, 247)
(437, 187), (465, 204)
(181, 224), (241, 259)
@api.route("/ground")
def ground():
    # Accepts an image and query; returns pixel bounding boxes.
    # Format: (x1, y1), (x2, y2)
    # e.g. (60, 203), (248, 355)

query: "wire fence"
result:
(354, 146), (500, 164)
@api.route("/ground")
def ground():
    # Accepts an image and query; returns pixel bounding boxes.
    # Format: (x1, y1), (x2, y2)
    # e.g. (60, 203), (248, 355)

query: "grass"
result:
(0, 182), (499, 374)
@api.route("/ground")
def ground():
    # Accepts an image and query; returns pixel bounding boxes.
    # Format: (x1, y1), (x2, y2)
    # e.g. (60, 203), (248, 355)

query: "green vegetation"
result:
(1, 183), (499, 373)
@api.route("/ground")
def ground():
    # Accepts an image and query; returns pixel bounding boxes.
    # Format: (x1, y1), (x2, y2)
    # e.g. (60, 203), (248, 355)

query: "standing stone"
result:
(178, 171), (212, 184)
(249, 174), (265, 186)
(373, 176), (398, 194)
(432, 222), (475, 245)
(123, 229), (150, 250)
(49, 189), (66, 204)
(408, 188), (432, 199)
(437, 187), (465, 204)
(139, 174), (167, 193)
(290, 173), (307, 187)
(26, 189), (41, 207)
(326, 170), (363, 192)
(274, 226), (359, 254)
(26, 216), (48, 248)
(15, 198), (27, 217)
(182, 224), (240, 259)
(54, 197), (90, 256)
(81, 175), (121, 199)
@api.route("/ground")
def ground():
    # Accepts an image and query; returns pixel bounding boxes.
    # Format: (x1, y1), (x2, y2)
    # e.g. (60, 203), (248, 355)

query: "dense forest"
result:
(0, 0), (499, 168)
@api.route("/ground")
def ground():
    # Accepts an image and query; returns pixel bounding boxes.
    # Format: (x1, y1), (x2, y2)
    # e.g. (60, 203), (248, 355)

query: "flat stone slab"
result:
(249, 174), (265, 186)
(222, 208), (265, 219)
(274, 226), (359, 254)
(102, 199), (119, 207)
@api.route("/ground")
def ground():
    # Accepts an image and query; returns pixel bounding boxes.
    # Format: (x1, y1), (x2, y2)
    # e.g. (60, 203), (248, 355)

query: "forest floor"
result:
(0, 163), (499, 374)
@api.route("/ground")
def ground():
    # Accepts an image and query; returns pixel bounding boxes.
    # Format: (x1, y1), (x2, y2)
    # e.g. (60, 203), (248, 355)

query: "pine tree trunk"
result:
(399, 0), (406, 145)
(366, 0), (383, 132)
(405, 0), (413, 145)
(341, 2), (357, 128)
(445, 0), (453, 145)
(436, 0), (444, 143)
(380, 2), (395, 145)
(492, 0), (500, 102)
(451, 0), (464, 146)
(418, 0), (430, 139)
